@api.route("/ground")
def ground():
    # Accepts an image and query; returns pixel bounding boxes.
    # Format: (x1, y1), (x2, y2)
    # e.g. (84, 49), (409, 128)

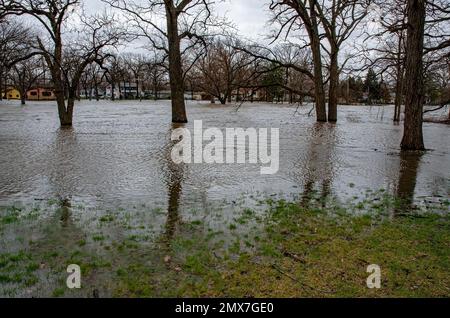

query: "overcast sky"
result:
(85, 0), (272, 41)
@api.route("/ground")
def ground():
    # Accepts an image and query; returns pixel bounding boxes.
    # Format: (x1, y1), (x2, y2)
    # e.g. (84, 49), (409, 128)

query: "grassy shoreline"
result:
(0, 193), (449, 298)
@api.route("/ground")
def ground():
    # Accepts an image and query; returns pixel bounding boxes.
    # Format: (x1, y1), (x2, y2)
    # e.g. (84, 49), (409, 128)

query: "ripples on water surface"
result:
(0, 100), (448, 212)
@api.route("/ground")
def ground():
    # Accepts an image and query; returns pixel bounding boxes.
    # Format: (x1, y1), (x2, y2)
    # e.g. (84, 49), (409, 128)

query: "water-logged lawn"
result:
(1, 191), (448, 298)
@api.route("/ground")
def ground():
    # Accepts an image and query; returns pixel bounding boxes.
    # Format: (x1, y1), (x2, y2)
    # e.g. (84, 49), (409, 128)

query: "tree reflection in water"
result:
(396, 151), (423, 211)
(300, 122), (336, 207)
(161, 123), (187, 246)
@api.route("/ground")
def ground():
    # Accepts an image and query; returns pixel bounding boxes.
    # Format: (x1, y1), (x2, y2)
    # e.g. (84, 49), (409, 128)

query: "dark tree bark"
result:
(268, 0), (328, 121)
(401, 0), (426, 150)
(104, 0), (213, 122)
(328, 47), (339, 122)
(11, 59), (42, 106)
(166, 4), (187, 123)
(306, 1), (327, 121)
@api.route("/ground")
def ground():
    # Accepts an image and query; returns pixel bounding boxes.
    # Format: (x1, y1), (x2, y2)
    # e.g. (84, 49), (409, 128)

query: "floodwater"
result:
(0, 99), (449, 297)
(0, 100), (449, 211)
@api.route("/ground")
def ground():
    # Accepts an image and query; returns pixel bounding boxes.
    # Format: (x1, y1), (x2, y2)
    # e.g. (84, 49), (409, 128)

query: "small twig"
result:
(271, 264), (301, 283)
(271, 263), (334, 294)
(282, 250), (306, 263)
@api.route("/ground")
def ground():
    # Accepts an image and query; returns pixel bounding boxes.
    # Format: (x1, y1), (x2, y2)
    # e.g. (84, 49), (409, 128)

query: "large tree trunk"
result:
(166, 8), (188, 123)
(401, 0), (426, 151)
(53, 66), (73, 126)
(309, 5), (327, 122)
(56, 97), (74, 126)
(54, 74), (75, 126)
(20, 86), (26, 105)
(328, 48), (339, 122)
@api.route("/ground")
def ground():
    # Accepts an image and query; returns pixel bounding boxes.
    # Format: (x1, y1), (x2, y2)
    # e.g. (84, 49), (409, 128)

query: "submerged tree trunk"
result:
(401, 0), (426, 150)
(20, 86), (26, 105)
(166, 7), (188, 123)
(57, 97), (74, 126)
(52, 61), (74, 126)
(328, 48), (339, 122)
(54, 74), (75, 126)
(56, 94), (74, 126)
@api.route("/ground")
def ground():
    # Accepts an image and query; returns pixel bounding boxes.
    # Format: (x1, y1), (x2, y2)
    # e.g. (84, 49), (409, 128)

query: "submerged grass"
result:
(0, 192), (449, 297)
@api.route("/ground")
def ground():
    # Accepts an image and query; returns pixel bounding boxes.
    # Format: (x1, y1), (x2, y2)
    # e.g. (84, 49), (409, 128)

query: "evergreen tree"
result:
(364, 68), (381, 104)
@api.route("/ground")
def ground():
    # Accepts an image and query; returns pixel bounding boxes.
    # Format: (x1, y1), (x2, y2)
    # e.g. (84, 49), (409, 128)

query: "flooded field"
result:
(0, 100), (449, 297)
(0, 100), (448, 208)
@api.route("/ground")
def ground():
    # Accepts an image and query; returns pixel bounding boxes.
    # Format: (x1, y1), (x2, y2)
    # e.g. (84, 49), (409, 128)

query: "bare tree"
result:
(10, 56), (44, 105)
(79, 62), (104, 101)
(235, 43), (315, 104)
(194, 38), (253, 104)
(104, 0), (224, 123)
(364, 0), (407, 121)
(0, 18), (36, 101)
(123, 52), (147, 100)
(269, 0), (328, 121)
(4, 1), (123, 126)
(142, 48), (169, 100)
(424, 0), (450, 59)
(314, 0), (371, 121)
(269, 1), (371, 121)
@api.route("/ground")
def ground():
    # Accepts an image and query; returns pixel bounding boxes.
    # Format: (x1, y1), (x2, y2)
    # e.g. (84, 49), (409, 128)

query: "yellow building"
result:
(1, 87), (21, 100)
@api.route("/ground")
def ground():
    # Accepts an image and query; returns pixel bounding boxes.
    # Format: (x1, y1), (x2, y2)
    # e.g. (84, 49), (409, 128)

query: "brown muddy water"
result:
(0, 100), (449, 297)
(0, 100), (448, 209)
